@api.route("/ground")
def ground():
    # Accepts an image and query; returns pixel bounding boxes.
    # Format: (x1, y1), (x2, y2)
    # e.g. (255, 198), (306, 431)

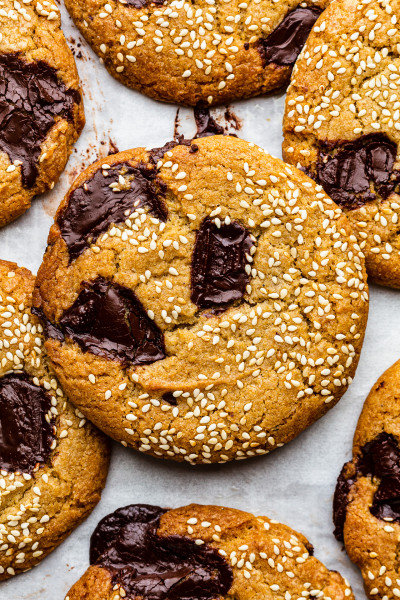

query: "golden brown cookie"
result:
(64, 0), (329, 106)
(283, 0), (400, 288)
(0, 260), (110, 580)
(65, 503), (354, 600)
(333, 359), (400, 600)
(33, 135), (369, 465)
(0, 0), (85, 227)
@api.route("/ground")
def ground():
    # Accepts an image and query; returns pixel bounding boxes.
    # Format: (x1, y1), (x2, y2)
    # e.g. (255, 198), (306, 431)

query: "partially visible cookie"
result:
(33, 135), (368, 464)
(0, 260), (110, 580)
(66, 503), (354, 600)
(0, 0), (85, 227)
(64, 0), (329, 106)
(334, 359), (400, 599)
(283, 0), (400, 288)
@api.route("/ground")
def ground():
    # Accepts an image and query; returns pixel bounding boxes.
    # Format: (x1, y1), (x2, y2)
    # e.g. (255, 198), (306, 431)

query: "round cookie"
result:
(0, 260), (110, 580)
(283, 0), (400, 288)
(64, 0), (329, 106)
(33, 135), (369, 465)
(0, 0), (85, 227)
(334, 359), (400, 600)
(65, 503), (354, 600)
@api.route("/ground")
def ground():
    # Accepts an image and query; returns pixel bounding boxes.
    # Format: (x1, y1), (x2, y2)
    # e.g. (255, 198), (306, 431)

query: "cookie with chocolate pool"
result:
(64, 0), (329, 106)
(334, 359), (400, 600)
(0, 260), (110, 580)
(0, 0), (84, 227)
(66, 503), (354, 600)
(33, 135), (368, 464)
(283, 0), (400, 288)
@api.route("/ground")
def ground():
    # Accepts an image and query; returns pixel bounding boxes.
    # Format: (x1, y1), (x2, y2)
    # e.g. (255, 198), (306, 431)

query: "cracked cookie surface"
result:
(65, 503), (354, 600)
(0, 0), (84, 227)
(64, 0), (329, 106)
(283, 0), (400, 288)
(0, 260), (110, 580)
(333, 359), (400, 600)
(33, 135), (368, 465)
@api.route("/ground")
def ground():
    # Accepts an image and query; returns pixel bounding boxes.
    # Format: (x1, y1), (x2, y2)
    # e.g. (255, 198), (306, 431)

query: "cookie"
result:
(334, 359), (400, 600)
(0, 0), (85, 227)
(33, 135), (369, 465)
(283, 0), (400, 288)
(65, 503), (354, 600)
(64, 0), (329, 106)
(0, 260), (110, 580)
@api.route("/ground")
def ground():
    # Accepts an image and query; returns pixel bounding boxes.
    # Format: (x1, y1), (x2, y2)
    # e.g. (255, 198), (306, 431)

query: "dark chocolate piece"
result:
(31, 306), (64, 342)
(162, 392), (177, 406)
(259, 7), (322, 66)
(333, 432), (400, 541)
(125, 0), (164, 7)
(150, 141), (180, 164)
(317, 134), (399, 209)
(0, 373), (54, 473)
(90, 504), (233, 600)
(333, 464), (356, 542)
(193, 107), (224, 138)
(191, 217), (253, 309)
(58, 162), (167, 262)
(59, 278), (165, 365)
(0, 53), (80, 188)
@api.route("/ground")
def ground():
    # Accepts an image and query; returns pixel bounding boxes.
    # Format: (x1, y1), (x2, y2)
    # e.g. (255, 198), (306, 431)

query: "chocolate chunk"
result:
(358, 433), (400, 522)
(191, 217), (253, 309)
(333, 432), (400, 541)
(58, 162), (167, 262)
(149, 141), (180, 164)
(162, 392), (177, 406)
(193, 107), (224, 138)
(333, 463), (356, 542)
(124, 0), (164, 7)
(59, 278), (166, 365)
(90, 504), (233, 600)
(0, 53), (80, 188)
(259, 8), (322, 66)
(317, 135), (399, 209)
(0, 373), (54, 473)
(32, 307), (65, 342)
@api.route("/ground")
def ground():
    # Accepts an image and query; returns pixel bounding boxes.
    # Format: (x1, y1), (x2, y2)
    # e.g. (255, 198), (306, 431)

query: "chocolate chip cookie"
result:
(0, 0), (85, 227)
(334, 359), (400, 600)
(33, 135), (368, 464)
(64, 0), (329, 106)
(283, 0), (400, 288)
(66, 503), (354, 600)
(0, 260), (110, 580)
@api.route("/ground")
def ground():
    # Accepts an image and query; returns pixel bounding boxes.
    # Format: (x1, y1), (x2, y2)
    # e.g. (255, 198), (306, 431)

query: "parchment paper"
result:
(2, 5), (398, 598)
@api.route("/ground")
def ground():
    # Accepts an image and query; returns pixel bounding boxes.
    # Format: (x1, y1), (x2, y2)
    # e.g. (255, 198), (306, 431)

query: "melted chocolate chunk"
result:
(59, 278), (165, 365)
(58, 162), (167, 262)
(90, 504), (233, 600)
(333, 433), (400, 541)
(317, 135), (399, 209)
(333, 465), (356, 542)
(0, 373), (54, 473)
(259, 7), (322, 66)
(124, 0), (164, 6)
(32, 307), (64, 342)
(162, 392), (177, 406)
(191, 217), (253, 310)
(0, 53), (80, 188)
(193, 107), (224, 138)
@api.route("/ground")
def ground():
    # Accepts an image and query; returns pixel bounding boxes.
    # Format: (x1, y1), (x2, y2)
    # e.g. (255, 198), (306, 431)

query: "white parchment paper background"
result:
(2, 5), (399, 598)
